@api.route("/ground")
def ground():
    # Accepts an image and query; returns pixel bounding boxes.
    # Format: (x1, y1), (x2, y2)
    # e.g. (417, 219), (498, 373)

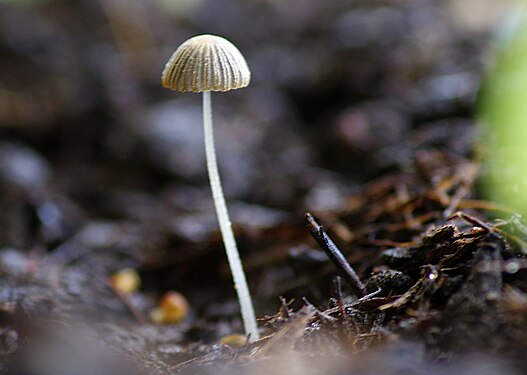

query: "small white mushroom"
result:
(162, 34), (258, 341)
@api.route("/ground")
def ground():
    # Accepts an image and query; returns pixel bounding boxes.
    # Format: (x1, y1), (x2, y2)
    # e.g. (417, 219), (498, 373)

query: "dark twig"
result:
(332, 276), (346, 318)
(358, 287), (382, 301)
(302, 297), (336, 321)
(306, 213), (366, 297)
(448, 211), (500, 240)
(279, 296), (292, 319)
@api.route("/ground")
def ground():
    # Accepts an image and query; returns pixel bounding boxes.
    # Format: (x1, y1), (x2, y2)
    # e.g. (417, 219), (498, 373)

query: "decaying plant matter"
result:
(3, 144), (527, 374)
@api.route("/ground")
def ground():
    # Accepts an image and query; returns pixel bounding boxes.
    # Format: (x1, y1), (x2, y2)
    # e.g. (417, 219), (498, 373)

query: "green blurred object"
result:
(479, 5), (527, 217)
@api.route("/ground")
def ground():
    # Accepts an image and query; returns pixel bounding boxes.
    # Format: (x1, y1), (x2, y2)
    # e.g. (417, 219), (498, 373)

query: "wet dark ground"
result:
(1, 0), (527, 374)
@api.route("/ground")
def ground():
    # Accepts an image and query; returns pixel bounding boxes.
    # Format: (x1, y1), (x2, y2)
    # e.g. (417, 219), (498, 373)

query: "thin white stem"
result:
(202, 91), (259, 341)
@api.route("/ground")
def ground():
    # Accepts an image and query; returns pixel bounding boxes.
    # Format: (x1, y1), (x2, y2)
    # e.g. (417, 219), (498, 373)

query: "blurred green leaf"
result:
(479, 5), (527, 216)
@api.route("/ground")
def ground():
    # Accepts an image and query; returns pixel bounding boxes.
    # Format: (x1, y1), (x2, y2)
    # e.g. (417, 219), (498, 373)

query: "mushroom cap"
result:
(162, 34), (251, 93)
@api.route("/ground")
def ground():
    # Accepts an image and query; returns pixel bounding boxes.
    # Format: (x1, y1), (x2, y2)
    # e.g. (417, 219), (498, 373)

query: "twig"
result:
(447, 211), (500, 240)
(358, 287), (382, 301)
(306, 213), (366, 296)
(333, 276), (346, 318)
(279, 296), (292, 319)
(302, 297), (336, 322)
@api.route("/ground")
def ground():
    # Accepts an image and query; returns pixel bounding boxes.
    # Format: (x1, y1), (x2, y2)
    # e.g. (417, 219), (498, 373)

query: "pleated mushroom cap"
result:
(162, 34), (251, 92)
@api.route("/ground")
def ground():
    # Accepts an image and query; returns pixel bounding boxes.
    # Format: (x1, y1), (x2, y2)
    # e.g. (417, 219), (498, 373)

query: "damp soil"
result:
(1, 1), (526, 374)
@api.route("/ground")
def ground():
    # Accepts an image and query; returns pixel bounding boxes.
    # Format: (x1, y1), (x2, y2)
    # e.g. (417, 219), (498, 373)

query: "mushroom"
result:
(161, 34), (258, 341)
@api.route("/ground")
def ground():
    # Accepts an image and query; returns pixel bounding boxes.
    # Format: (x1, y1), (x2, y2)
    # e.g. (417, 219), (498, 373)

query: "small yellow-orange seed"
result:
(111, 268), (141, 294)
(150, 291), (189, 324)
(219, 333), (248, 347)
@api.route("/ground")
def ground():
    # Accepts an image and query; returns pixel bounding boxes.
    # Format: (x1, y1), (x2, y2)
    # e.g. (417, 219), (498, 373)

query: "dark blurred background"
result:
(0, 0), (514, 313)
